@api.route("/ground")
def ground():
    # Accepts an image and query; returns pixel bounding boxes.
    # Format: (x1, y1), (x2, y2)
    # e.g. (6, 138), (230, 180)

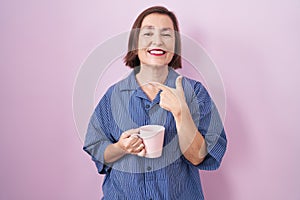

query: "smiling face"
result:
(137, 13), (175, 67)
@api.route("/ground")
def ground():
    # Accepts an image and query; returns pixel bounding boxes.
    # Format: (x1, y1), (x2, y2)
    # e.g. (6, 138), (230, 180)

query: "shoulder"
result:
(182, 76), (210, 98)
(95, 71), (135, 108)
(100, 72), (134, 98)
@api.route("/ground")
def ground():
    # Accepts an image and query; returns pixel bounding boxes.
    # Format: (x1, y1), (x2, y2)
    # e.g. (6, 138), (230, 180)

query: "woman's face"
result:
(137, 13), (175, 67)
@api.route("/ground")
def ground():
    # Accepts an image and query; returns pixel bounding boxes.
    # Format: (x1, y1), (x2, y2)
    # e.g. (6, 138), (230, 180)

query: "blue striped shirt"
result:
(83, 68), (227, 200)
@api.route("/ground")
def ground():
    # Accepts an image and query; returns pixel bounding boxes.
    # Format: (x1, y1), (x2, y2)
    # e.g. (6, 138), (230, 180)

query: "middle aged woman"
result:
(84, 6), (227, 200)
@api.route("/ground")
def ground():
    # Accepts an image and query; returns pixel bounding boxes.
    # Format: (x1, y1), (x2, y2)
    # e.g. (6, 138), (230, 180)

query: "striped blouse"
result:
(83, 68), (227, 200)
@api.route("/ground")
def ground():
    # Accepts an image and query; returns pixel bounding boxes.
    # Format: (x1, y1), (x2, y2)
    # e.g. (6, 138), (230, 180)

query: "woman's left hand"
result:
(150, 76), (187, 117)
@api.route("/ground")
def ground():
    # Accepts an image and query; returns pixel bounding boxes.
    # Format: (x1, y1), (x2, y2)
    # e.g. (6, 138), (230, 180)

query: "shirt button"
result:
(147, 166), (152, 171)
(145, 104), (150, 109)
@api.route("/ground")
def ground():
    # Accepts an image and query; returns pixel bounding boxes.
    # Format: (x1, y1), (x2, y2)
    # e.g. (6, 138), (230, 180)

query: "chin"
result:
(142, 62), (169, 68)
(143, 59), (171, 67)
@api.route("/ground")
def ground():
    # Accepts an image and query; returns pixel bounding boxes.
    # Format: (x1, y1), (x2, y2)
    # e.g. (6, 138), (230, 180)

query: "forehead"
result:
(141, 13), (174, 30)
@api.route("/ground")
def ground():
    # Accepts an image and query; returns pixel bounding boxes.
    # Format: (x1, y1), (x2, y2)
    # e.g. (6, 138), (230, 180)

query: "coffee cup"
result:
(138, 125), (165, 158)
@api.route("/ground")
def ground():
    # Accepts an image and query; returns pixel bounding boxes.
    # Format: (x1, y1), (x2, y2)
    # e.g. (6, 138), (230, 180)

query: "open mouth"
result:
(147, 49), (166, 56)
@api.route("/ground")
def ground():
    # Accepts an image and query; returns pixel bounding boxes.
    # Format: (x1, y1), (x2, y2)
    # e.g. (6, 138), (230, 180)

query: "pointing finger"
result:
(148, 82), (171, 91)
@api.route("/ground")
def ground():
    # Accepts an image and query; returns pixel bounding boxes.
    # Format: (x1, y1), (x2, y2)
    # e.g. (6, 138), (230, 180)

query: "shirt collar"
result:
(119, 67), (180, 92)
(118, 70), (140, 91)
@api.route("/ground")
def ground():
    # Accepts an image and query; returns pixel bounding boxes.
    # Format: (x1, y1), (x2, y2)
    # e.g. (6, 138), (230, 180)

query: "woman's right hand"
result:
(117, 128), (146, 156)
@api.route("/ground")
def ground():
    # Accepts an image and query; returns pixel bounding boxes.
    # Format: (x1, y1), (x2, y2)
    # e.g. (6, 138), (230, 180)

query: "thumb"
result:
(123, 128), (140, 138)
(127, 128), (140, 135)
(175, 76), (184, 92)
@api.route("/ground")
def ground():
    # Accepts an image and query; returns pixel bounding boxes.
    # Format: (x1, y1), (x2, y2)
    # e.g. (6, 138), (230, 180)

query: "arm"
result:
(83, 90), (146, 174)
(173, 102), (207, 165)
(104, 128), (146, 163)
(151, 76), (207, 165)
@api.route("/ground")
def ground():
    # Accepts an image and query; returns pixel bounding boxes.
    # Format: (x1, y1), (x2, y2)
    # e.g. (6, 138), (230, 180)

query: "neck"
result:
(136, 65), (169, 86)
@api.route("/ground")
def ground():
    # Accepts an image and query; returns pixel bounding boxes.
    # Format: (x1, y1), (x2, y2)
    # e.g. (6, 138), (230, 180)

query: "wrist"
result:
(173, 102), (188, 120)
(115, 142), (127, 155)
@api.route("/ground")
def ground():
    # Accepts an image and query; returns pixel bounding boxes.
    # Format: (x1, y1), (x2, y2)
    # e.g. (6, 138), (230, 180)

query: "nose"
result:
(152, 32), (163, 46)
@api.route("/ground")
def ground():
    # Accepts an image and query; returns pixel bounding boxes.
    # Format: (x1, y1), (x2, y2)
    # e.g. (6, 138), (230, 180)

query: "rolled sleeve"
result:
(191, 81), (227, 170)
(83, 92), (114, 174)
(198, 128), (227, 170)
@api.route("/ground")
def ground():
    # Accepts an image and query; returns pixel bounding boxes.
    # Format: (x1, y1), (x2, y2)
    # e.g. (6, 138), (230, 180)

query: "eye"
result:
(143, 32), (153, 37)
(161, 31), (174, 37)
(161, 33), (171, 37)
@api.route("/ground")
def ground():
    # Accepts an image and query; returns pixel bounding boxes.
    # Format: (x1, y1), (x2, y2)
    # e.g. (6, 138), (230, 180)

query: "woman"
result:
(84, 6), (227, 199)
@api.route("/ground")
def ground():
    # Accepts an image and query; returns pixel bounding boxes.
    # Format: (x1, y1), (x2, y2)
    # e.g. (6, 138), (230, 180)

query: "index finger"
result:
(148, 82), (171, 91)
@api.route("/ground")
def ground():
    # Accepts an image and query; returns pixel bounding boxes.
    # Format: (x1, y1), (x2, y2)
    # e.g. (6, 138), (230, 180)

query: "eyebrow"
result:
(161, 27), (173, 32)
(141, 26), (173, 31)
(141, 25), (155, 30)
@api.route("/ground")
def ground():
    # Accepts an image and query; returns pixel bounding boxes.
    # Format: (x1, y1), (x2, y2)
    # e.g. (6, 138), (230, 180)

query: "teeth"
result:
(149, 50), (164, 55)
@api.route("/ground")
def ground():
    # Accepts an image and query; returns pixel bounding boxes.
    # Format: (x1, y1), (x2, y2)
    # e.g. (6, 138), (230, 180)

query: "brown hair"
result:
(124, 6), (182, 69)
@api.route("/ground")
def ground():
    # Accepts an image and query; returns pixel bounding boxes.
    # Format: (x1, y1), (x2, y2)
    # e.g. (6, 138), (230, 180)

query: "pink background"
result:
(1, 0), (300, 199)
